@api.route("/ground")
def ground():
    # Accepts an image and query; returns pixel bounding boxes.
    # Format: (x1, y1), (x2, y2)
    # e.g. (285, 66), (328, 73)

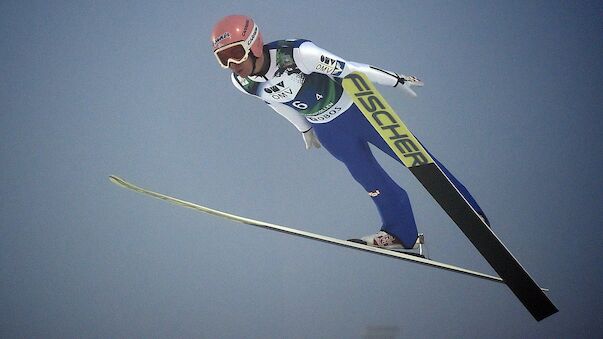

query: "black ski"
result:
(342, 71), (558, 321)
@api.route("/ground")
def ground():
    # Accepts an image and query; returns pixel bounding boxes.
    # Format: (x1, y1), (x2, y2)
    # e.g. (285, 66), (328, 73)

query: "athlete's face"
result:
(229, 57), (254, 77)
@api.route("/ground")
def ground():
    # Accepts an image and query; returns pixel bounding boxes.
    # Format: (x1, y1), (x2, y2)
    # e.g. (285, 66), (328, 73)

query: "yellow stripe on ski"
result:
(342, 71), (433, 168)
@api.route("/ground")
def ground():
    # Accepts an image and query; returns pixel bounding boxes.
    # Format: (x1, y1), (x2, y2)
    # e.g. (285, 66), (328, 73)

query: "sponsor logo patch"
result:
(344, 73), (433, 167)
(316, 55), (345, 76)
(213, 32), (231, 47)
(368, 189), (381, 197)
(247, 25), (258, 46)
(263, 81), (293, 100)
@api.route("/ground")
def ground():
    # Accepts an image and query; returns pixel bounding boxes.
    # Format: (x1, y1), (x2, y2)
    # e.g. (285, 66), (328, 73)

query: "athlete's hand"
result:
(302, 128), (321, 150)
(396, 74), (424, 98)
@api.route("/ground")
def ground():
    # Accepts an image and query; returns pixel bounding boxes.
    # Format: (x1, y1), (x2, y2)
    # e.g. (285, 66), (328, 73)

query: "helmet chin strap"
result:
(250, 54), (259, 76)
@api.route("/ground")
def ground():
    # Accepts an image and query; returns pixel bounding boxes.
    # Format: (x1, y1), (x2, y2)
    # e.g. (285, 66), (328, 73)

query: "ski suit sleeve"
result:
(266, 102), (312, 132)
(294, 41), (406, 87)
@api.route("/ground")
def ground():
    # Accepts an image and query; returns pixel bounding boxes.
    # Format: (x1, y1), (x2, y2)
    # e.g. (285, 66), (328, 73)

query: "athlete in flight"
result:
(210, 15), (489, 253)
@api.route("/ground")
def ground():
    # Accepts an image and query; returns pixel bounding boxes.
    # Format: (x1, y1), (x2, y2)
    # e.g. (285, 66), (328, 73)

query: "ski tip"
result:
(109, 175), (126, 187)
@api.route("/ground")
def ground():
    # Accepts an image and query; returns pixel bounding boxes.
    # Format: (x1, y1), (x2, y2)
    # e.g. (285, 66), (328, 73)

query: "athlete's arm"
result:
(266, 102), (312, 133)
(268, 102), (320, 149)
(294, 41), (423, 96)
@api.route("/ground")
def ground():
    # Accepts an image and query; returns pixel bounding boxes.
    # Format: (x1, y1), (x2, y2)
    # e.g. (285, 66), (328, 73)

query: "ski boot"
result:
(348, 231), (426, 258)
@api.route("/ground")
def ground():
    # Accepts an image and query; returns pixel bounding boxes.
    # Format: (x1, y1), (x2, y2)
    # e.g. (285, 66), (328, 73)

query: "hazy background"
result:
(1, 1), (602, 338)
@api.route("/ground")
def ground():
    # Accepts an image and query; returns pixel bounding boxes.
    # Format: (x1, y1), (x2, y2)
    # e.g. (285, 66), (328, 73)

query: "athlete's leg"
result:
(312, 114), (419, 248)
(360, 116), (489, 224)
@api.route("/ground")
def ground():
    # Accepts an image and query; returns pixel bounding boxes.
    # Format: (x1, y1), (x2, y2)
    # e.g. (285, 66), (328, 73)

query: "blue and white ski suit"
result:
(231, 39), (484, 248)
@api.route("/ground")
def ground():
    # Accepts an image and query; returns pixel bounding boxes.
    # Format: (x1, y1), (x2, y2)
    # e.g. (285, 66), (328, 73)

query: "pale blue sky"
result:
(1, 1), (602, 337)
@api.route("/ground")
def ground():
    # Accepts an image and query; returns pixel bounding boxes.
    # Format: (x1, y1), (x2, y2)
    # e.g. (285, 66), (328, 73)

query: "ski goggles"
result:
(214, 42), (250, 68)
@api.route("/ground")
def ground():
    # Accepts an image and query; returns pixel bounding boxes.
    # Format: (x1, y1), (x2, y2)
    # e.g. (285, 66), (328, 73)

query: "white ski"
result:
(110, 175), (520, 285)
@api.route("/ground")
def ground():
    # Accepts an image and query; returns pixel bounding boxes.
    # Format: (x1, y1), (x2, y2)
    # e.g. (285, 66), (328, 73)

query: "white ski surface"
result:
(109, 175), (506, 284)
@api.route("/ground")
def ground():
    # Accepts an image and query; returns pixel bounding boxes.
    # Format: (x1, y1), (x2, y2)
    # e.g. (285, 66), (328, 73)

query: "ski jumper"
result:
(231, 39), (484, 248)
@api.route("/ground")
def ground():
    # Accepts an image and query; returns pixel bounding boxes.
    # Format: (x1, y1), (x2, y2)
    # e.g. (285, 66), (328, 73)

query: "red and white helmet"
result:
(211, 15), (264, 68)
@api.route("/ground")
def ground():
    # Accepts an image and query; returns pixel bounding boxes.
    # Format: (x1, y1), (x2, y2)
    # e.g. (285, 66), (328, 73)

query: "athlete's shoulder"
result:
(265, 39), (312, 50)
